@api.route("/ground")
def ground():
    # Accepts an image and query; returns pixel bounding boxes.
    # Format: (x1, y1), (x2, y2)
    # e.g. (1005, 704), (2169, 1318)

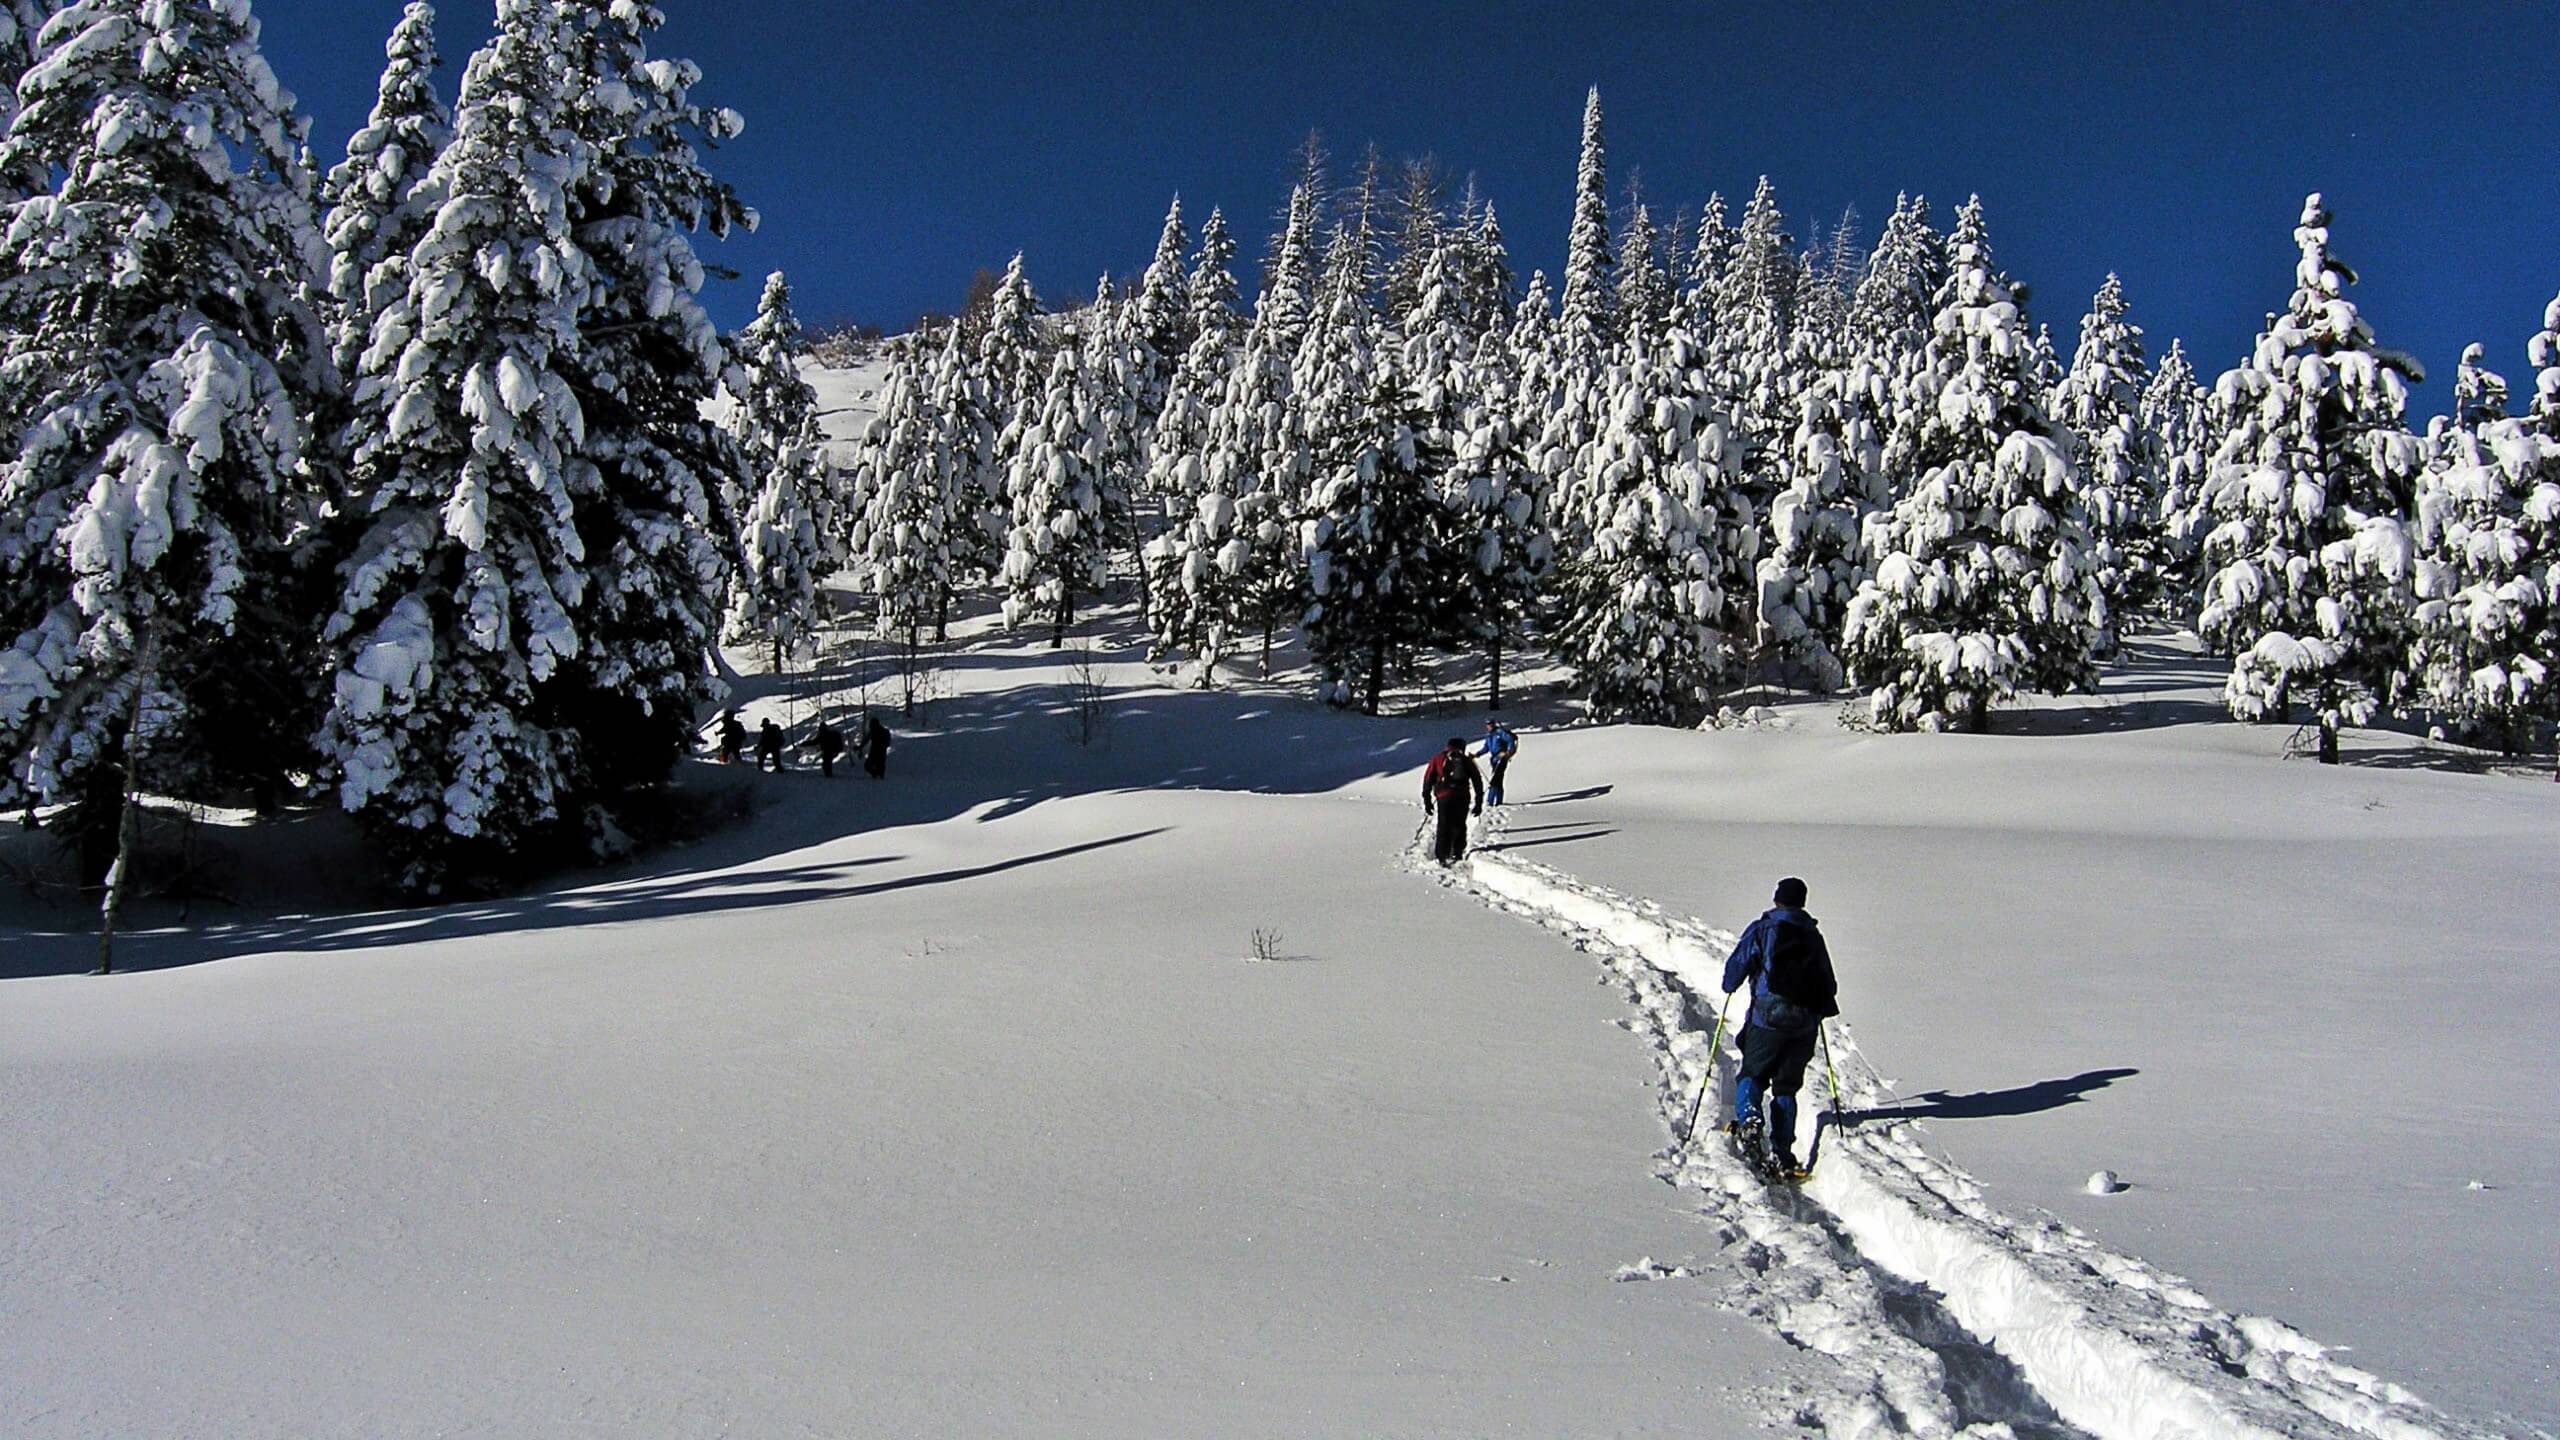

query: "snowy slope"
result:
(3, 609), (2551, 1438)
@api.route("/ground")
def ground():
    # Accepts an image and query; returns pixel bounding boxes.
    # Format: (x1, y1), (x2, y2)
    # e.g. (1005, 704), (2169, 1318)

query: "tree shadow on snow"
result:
(1835, 1067), (2139, 1126)
(1484, 828), (1619, 853)
(0, 829), (1171, 980)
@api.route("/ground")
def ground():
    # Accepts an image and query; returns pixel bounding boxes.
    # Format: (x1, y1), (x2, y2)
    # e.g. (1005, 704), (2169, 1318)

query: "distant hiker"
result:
(1477, 719), (1519, 806)
(1720, 877), (1841, 1178)
(757, 719), (785, 773)
(1421, 737), (1484, 866)
(862, 714), (892, 780)
(815, 717), (846, 779)
(717, 710), (746, 765)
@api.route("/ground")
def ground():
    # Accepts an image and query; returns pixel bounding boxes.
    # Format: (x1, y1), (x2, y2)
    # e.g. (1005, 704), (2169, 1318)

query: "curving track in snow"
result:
(1408, 808), (2509, 1440)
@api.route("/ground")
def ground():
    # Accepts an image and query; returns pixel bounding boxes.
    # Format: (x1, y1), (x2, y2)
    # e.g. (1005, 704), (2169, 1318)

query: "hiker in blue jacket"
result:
(1720, 876), (1841, 1174)
(1476, 719), (1519, 806)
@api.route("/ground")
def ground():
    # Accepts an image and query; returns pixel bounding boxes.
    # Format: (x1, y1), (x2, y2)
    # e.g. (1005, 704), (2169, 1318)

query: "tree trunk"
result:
(1488, 631), (1504, 713)
(1365, 639), (1385, 717)
(1261, 613), (1275, 680)
(1966, 692), (1990, 734)
(2318, 718), (2339, 765)
(1053, 576), (1072, 650)
(94, 676), (149, 977)
(934, 587), (949, 645)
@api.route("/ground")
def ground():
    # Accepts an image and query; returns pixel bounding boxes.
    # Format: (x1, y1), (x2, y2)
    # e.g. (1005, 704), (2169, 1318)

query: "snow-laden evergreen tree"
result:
(1842, 197), (2103, 732)
(1549, 330), (1736, 721)
(1850, 193), (1945, 473)
(1318, 145), (1384, 316)
(1151, 293), (1308, 677)
(1682, 193), (1734, 338)
(0, 0), (330, 938)
(1454, 196), (1515, 340)
(722, 273), (825, 670)
(1262, 182), (1320, 356)
(1078, 273), (1145, 572)
(1758, 355), (1888, 690)
(2408, 317), (2558, 758)
(1130, 196), (1192, 427)
(553, 0), (751, 797)
(0, 0), (51, 200)
(319, 0), (598, 889)
(1794, 205), (1862, 361)
(1140, 207), (1239, 523)
(1451, 318), (1553, 710)
(853, 337), (953, 653)
(1615, 202), (1671, 348)
(1300, 343), (1458, 713)
(1557, 86), (1614, 356)
(1380, 155), (1447, 323)
(2196, 194), (2427, 763)
(967, 252), (1045, 582)
(2143, 338), (2213, 598)
(1002, 345), (1109, 645)
(2052, 274), (2158, 645)
(1712, 176), (1797, 440)
(319, 1), (448, 381)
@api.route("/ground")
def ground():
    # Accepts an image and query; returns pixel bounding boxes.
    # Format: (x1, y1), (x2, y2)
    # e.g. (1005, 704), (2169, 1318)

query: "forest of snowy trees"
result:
(832, 90), (2558, 770)
(1, 5), (2555, 912)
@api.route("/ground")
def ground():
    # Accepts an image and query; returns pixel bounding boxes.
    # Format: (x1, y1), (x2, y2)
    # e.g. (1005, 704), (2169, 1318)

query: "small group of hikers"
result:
(716, 710), (891, 780)
(1419, 718), (1519, 865)
(1419, 729), (1838, 1179)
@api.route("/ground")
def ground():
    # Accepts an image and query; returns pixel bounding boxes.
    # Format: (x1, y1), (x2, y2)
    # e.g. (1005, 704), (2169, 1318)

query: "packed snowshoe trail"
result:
(1410, 802), (2516, 1440)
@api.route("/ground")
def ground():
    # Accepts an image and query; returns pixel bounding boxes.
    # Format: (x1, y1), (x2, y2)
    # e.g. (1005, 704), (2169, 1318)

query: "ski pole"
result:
(1819, 1021), (1843, 1123)
(1681, 989), (1738, 1147)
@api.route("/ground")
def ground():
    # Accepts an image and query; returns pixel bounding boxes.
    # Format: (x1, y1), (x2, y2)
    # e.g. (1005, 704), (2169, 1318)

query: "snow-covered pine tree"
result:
(1300, 343), (1459, 713)
(1793, 205), (1862, 362)
(1451, 316), (1554, 710)
(1318, 145), (1384, 316)
(1457, 199), (1516, 341)
(1002, 345), (1109, 645)
(1548, 329), (1734, 721)
(1139, 207), (1239, 536)
(1557, 86), (1614, 357)
(2196, 194), (2426, 763)
(852, 336), (949, 654)
(1130, 196), (1192, 432)
(0, 0), (331, 945)
(1615, 202), (1671, 348)
(2142, 338), (2212, 601)
(1757, 353), (1887, 691)
(1682, 193), (1734, 339)
(0, 0), (51, 200)
(2408, 319), (2558, 758)
(722, 273), (826, 671)
(968, 252), (1045, 583)
(1841, 197), (2104, 732)
(554, 0), (752, 797)
(2052, 274), (2159, 647)
(318, 0), (597, 889)
(1078, 273), (1145, 576)
(1380, 155), (1448, 324)
(320, 0), (448, 382)
(1708, 176), (1798, 656)
(1262, 182), (1320, 356)
(1152, 291), (1308, 677)
(1850, 192), (1945, 476)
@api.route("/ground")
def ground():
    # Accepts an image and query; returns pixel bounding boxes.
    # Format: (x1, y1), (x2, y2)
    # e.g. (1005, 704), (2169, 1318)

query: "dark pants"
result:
(1735, 1022), (1820, 1160)
(863, 751), (886, 779)
(820, 753), (838, 778)
(1431, 802), (1471, 863)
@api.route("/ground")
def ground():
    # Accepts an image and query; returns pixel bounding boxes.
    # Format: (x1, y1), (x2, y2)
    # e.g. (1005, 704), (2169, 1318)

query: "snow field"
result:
(1440, 827), (2512, 1440)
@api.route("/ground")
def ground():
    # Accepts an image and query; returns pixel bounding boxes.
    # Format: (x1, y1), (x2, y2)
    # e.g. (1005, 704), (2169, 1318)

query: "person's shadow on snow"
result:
(1835, 1067), (2138, 1125)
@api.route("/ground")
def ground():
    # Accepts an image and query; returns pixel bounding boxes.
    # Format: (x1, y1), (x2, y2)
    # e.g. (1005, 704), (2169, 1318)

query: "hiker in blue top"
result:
(1477, 719), (1518, 806)
(1719, 876), (1841, 1177)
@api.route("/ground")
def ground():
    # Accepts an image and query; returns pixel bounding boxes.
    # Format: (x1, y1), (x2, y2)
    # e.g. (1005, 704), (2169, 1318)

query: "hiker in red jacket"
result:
(1421, 737), (1484, 866)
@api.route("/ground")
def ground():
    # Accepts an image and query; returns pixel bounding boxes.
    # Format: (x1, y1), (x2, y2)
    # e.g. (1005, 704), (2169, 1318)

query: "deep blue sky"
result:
(257, 1), (2557, 414)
